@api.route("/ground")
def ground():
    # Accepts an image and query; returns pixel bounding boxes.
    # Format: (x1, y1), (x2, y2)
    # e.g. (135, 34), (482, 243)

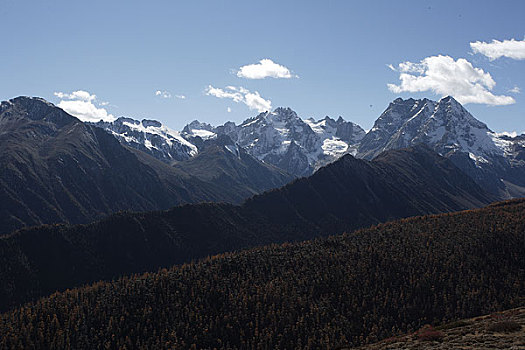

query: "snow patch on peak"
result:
(94, 117), (198, 161)
(190, 129), (217, 140)
(224, 144), (241, 158)
(322, 137), (349, 157)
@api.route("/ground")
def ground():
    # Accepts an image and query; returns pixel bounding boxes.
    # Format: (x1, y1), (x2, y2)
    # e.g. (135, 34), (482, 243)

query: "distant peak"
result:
(392, 97), (416, 103)
(142, 119), (162, 128)
(3, 96), (77, 127)
(439, 95), (459, 104)
(272, 107), (299, 118)
(117, 117), (138, 124)
(183, 120), (214, 132)
(391, 97), (433, 105)
(273, 107), (295, 113)
(10, 96), (56, 109)
(437, 95), (470, 113)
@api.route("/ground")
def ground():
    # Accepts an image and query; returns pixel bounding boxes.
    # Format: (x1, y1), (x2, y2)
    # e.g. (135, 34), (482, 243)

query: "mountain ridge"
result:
(0, 143), (495, 311)
(80, 95), (524, 197)
(0, 97), (293, 234)
(1, 198), (523, 349)
(357, 96), (525, 197)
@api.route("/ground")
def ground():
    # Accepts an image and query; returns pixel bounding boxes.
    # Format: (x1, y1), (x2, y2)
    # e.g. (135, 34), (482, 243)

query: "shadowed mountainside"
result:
(0, 144), (496, 311)
(0, 97), (292, 234)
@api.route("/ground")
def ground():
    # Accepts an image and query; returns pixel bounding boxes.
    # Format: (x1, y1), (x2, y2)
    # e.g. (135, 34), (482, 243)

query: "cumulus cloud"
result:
(509, 86), (521, 94)
(236, 59), (296, 79)
(387, 55), (515, 106)
(54, 90), (96, 102)
(470, 38), (525, 61)
(227, 107), (232, 113)
(175, 94), (186, 99)
(206, 85), (272, 112)
(54, 90), (115, 122)
(155, 90), (172, 98)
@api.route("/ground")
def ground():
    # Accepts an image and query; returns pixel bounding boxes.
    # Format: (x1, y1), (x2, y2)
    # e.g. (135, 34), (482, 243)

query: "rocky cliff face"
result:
(357, 96), (525, 197)
(183, 107), (365, 176)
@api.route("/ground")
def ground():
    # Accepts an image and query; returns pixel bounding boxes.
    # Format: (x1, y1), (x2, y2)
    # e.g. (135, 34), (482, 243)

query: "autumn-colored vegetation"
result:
(0, 199), (524, 349)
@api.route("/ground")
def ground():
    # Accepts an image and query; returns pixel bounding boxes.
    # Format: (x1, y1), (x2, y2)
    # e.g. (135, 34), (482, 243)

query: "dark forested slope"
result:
(1, 199), (523, 349)
(0, 144), (495, 311)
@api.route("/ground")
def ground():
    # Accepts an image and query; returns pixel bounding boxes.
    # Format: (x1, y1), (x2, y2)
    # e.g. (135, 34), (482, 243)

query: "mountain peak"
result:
(273, 106), (296, 114)
(2, 96), (76, 128)
(439, 95), (458, 104)
(181, 120), (215, 135)
(94, 115), (198, 161)
(10, 96), (55, 107)
(267, 107), (300, 122)
(392, 97), (417, 105)
(141, 119), (162, 128)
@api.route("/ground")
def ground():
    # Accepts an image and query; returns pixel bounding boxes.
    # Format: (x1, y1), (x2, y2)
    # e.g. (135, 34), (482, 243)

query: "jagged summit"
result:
(358, 96), (525, 197)
(181, 107), (365, 176)
(5, 96), (523, 198)
(358, 96), (497, 160)
(93, 116), (197, 162)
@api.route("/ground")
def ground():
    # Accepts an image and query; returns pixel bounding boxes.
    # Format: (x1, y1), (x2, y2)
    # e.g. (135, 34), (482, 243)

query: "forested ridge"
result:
(1, 199), (523, 349)
(0, 145), (494, 312)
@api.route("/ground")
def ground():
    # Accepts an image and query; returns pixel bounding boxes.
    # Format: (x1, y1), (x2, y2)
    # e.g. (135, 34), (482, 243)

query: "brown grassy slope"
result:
(351, 307), (525, 349)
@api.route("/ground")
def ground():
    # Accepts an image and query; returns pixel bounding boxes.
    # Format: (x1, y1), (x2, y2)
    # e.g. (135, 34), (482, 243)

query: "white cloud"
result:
(54, 90), (96, 102)
(175, 94), (186, 99)
(54, 90), (115, 122)
(470, 39), (525, 61)
(227, 107), (232, 113)
(509, 86), (521, 94)
(206, 85), (272, 112)
(155, 90), (171, 98)
(236, 59), (296, 79)
(387, 55), (515, 106)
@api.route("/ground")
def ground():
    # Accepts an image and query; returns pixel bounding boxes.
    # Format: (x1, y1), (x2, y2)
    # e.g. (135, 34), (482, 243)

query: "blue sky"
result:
(1, 0), (524, 132)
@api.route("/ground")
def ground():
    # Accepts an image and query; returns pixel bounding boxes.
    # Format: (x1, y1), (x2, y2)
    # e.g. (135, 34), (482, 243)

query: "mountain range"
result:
(2, 95), (523, 235)
(95, 96), (525, 197)
(1, 93), (523, 349)
(0, 97), (292, 234)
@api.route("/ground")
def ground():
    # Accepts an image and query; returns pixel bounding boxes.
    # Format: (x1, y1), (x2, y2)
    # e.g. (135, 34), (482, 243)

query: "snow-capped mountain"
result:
(90, 97), (523, 198)
(357, 96), (525, 197)
(183, 107), (365, 176)
(94, 117), (197, 162)
(181, 120), (217, 140)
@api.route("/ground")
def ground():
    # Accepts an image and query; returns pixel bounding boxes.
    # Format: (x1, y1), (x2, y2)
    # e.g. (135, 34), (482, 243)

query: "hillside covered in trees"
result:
(1, 199), (523, 349)
(0, 145), (495, 312)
